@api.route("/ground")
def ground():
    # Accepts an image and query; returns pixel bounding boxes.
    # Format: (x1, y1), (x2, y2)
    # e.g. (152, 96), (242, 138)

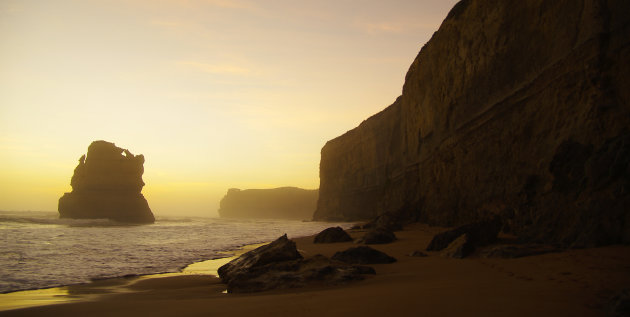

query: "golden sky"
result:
(0, 0), (458, 217)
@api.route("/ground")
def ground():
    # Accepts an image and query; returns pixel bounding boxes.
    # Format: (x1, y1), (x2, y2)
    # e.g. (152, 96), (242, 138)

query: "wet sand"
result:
(2, 223), (629, 316)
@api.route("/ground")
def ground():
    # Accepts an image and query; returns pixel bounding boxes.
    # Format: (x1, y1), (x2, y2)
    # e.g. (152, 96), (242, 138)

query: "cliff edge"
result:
(314, 0), (630, 247)
(219, 187), (318, 220)
(58, 141), (155, 224)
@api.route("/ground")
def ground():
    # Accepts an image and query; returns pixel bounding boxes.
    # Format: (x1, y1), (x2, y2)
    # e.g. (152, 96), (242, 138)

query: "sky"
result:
(0, 0), (458, 217)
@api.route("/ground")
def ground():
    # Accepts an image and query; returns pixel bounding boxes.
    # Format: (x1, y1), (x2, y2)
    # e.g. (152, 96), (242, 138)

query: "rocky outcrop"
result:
(58, 141), (154, 224)
(217, 235), (375, 293)
(314, 0), (630, 247)
(217, 234), (302, 284)
(313, 227), (353, 243)
(218, 187), (318, 220)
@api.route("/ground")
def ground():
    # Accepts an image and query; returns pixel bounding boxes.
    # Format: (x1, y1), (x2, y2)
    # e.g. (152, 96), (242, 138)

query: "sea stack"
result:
(314, 0), (630, 247)
(58, 140), (155, 224)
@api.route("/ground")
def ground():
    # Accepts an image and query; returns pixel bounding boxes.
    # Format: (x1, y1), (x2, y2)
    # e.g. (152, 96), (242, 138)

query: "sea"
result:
(0, 210), (350, 293)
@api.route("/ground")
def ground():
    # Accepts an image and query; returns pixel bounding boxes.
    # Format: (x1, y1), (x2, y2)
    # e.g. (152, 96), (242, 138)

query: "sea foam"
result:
(0, 211), (348, 293)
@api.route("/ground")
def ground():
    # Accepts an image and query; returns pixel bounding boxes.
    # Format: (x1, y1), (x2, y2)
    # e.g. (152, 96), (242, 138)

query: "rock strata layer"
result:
(58, 140), (154, 224)
(219, 187), (318, 220)
(314, 0), (630, 247)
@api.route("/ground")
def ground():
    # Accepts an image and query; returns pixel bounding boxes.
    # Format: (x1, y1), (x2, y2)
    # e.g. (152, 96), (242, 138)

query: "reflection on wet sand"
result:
(0, 243), (265, 311)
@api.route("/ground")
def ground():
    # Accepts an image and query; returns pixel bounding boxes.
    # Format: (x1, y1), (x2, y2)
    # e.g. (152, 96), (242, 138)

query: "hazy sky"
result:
(0, 0), (458, 217)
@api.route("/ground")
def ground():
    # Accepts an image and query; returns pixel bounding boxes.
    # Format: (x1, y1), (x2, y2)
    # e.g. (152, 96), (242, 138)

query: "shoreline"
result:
(0, 214), (352, 311)
(0, 242), (267, 312)
(2, 223), (629, 316)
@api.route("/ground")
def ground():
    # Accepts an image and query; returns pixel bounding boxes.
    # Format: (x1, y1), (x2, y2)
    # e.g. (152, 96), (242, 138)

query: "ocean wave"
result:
(0, 213), (351, 293)
(0, 214), (137, 228)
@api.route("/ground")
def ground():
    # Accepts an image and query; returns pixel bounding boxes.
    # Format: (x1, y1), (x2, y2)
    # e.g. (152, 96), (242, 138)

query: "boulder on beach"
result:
(313, 227), (353, 243)
(441, 234), (474, 259)
(426, 216), (502, 253)
(408, 250), (428, 257)
(58, 140), (154, 224)
(608, 288), (630, 317)
(332, 246), (397, 264)
(217, 234), (302, 285)
(217, 235), (375, 293)
(360, 228), (397, 245)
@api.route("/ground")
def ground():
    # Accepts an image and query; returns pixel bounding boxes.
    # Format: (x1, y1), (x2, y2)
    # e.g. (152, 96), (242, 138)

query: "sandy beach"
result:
(2, 223), (629, 316)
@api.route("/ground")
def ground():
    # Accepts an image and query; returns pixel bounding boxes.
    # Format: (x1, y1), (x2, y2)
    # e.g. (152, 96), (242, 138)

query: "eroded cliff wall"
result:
(218, 187), (318, 220)
(314, 0), (630, 247)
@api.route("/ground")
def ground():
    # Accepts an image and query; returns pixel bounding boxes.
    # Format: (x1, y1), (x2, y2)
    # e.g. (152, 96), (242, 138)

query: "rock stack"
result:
(58, 140), (155, 224)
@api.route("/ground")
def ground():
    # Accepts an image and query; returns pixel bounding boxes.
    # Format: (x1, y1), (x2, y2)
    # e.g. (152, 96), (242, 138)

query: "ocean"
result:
(0, 210), (349, 293)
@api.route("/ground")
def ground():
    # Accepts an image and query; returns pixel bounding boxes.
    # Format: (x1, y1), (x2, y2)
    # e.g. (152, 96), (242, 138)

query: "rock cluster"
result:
(217, 235), (378, 293)
(218, 187), (318, 220)
(314, 0), (630, 247)
(58, 141), (154, 224)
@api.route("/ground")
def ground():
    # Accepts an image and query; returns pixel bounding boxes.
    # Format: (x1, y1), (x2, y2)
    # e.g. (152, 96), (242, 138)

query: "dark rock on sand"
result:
(441, 234), (474, 259)
(218, 235), (375, 293)
(218, 234), (302, 284)
(224, 254), (375, 293)
(408, 250), (428, 257)
(332, 246), (397, 264)
(361, 228), (397, 245)
(426, 216), (502, 252)
(362, 211), (406, 231)
(314, 227), (353, 243)
(58, 140), (154, 224)
(608, 288), (630, 317)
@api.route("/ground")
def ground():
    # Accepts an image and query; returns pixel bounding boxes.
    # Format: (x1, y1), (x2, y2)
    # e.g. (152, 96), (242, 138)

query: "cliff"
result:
(219, 187), (318, 220)
(58, 141), (155, 224)
(314, 0), (630, 247)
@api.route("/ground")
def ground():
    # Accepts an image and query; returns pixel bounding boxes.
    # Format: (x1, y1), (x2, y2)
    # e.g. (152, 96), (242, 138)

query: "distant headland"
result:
(218, 187), (318, 220)
(58, 140), (155, 224)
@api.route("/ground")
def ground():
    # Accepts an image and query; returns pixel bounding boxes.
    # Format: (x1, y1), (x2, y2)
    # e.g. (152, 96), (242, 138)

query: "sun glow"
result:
(0, 0), (458, 217)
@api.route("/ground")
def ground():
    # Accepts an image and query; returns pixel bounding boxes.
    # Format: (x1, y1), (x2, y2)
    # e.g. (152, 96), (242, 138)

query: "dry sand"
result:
(1, 223), (629, 316)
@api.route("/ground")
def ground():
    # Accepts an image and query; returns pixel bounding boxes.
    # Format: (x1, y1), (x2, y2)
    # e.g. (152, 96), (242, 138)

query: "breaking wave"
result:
(0, 210), (349, 293)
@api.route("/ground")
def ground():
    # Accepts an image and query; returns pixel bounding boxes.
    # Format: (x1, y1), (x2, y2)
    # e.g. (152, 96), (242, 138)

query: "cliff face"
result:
(314, 0), (630, 247)
(58, 141), (155, 224)
(219, 187), (318, 220)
